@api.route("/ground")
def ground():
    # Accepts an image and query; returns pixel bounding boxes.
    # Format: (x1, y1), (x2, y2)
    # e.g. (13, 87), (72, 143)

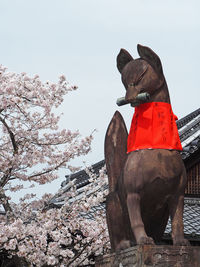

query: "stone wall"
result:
(96, 245), (200, 267)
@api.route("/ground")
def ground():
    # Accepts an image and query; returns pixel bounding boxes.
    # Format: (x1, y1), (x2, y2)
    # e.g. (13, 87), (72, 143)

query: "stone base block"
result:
(95, 245), (200, 267)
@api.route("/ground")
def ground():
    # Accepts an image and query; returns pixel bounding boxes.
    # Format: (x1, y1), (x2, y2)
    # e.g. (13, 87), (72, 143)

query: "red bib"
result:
(127, 102), (182, 153)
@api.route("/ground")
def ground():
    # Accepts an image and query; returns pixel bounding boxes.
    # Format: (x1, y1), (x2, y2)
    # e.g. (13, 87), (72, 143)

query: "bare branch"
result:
(0, 168), (12, 187)
(68, 230), (106, 266)
(0, 116), (18, 154)
(27, 160), (67, 180)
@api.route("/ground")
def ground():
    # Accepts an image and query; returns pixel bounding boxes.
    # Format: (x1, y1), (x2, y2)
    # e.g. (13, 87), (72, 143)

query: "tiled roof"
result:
(165, 198), (200, 240)
(177, 108), (200, 129)
(61, 160), (105, 192)
(178, 108), (200, 160)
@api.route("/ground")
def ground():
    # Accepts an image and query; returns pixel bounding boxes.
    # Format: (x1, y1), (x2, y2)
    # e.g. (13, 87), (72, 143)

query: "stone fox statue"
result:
(104, 44), (189, 251)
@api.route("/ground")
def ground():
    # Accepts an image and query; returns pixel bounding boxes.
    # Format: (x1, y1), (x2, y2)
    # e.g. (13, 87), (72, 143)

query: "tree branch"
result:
(0, 191), (14, 217)
(0, 116), (18, 154)
(68, 230), (106, 266)
(0, 168), (12, 187)
(27, 160), (67, 180)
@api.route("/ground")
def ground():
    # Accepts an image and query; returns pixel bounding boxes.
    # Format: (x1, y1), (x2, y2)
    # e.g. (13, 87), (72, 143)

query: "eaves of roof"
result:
(178, 108), (200, 161)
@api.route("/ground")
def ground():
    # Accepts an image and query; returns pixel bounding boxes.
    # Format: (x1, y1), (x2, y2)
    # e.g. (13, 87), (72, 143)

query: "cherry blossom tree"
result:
(0, 65), (109, 266)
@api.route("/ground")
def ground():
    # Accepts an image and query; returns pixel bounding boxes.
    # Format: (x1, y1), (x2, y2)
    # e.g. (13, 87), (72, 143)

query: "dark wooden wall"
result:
(185, 162), (200, 196)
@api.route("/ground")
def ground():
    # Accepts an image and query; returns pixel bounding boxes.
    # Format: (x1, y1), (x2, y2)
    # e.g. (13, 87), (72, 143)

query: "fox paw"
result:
(116, 240), (132, 251)
(138, 236), (155, 245)
(173, 237), (190, 246)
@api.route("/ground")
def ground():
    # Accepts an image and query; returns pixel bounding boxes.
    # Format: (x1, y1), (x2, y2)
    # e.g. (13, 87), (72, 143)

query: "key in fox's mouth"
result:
(116, 92), (150, 107)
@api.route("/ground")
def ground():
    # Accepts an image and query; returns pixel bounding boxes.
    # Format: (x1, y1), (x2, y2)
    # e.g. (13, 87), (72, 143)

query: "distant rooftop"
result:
(178, 108), (200, 160)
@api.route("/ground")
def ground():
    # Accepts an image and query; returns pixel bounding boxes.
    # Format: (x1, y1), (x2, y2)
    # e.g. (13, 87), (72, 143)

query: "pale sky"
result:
(0, 0), (199, 200)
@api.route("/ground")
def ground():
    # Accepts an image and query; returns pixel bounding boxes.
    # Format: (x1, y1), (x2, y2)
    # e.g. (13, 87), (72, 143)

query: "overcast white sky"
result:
(0, 0), (199, 200)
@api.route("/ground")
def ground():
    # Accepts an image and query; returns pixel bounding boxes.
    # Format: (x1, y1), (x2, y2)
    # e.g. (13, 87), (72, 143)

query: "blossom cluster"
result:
(0, 168), (109, 266)
(0, 65), (109, 266)
(0, 65), (92, 203)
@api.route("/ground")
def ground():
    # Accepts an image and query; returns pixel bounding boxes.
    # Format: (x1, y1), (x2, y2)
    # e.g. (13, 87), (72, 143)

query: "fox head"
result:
(117, 44), (167, 104)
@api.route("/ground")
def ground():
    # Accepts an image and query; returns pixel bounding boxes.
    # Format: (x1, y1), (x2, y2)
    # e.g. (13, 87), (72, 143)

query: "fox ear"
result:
(137, 44), (163, 76)
(117, 49), (133, 73)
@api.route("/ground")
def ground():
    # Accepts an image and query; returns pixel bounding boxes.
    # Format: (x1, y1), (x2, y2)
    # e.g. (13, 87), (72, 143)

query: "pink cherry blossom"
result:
(0, 65), (109, 266)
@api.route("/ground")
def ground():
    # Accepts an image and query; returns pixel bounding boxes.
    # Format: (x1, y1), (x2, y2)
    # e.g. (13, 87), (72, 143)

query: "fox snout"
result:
(125, 84), (141, 103)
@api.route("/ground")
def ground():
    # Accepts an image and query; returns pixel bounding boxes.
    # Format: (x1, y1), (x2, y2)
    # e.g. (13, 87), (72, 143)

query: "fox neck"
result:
(148, 79), (170, 104)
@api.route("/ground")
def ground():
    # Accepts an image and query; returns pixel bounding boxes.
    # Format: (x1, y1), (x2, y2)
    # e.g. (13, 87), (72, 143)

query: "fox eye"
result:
(128, 83), (136, 87)
(128, 74), (144, 87)
(129, 80), (140, 87)
(136, 67), (148, 84)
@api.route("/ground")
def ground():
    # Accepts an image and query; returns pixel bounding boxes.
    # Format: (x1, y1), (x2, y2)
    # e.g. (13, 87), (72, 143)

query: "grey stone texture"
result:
(95, 245), (200, 267)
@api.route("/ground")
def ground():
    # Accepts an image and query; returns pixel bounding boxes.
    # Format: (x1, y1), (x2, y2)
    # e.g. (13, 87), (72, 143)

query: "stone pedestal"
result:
(95, 245), (200, 267)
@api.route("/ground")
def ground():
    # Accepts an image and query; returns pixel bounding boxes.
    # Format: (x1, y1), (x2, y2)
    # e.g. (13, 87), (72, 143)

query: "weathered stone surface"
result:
(95, 245), (200, 267)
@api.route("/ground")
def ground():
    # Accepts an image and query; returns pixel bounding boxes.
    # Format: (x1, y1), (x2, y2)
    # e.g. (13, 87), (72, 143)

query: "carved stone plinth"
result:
(95, 245), (200, 267)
